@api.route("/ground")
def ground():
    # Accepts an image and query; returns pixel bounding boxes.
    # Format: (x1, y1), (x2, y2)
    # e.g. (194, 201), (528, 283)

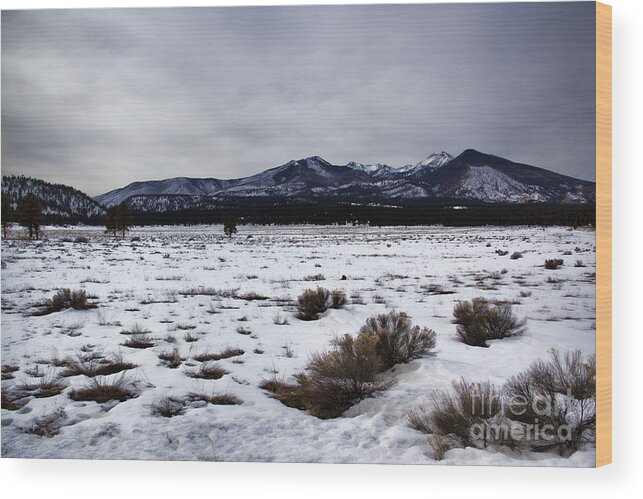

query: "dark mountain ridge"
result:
(1, 175), (105, 224)
(95, 149), (594, 208)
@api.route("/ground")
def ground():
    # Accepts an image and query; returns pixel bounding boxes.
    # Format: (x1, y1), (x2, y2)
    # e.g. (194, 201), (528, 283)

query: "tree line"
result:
(1, 191), (593, 241)
(2, 193), (43, 239)
(1, 194), (135, 240)
(1, 193), (241, 240)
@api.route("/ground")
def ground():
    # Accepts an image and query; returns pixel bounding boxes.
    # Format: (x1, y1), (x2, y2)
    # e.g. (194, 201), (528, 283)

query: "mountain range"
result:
(1, 149), (595, 225)
(94, 149), (595, 209)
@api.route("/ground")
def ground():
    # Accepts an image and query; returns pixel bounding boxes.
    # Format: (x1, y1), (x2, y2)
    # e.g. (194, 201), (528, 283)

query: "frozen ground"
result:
(1, 224), (596, 465)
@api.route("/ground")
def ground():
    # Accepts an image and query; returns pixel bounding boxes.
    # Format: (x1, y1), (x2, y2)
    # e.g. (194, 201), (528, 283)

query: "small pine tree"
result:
(105, 206), (119, 237)
(1, 194), (14, 238)
(223, 216), (238, 238)
(18, 193), (42, 240)
(115, 203), (131, 237)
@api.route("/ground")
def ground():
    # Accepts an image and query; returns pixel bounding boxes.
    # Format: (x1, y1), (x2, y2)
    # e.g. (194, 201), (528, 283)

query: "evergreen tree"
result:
(1, 194), (14, 238)
(116, 203), (131, 237)
(105, 206), (119, 237)
(223, 216), (238, 238)
(18, 193), (42, 240)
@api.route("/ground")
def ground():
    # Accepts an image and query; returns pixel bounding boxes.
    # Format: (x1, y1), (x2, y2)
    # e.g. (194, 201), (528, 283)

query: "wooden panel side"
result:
(595, 1), (612, 468)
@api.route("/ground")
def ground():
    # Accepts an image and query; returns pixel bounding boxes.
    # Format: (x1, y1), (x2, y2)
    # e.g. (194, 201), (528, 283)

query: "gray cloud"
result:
(2, 3), (596, 196)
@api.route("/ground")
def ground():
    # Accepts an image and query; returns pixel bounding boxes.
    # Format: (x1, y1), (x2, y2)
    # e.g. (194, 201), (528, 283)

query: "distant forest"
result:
(127, 199), (595, 228)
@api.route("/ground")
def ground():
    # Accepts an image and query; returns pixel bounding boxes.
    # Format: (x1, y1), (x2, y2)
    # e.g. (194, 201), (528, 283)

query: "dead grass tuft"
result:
(69, 376), (137, 403)
(193, 347), (244, 362)
(186, 362), (229, 380)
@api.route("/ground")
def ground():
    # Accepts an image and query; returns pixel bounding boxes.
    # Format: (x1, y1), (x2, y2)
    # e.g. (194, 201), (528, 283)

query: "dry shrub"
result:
(20, 408), (67, 437)
(263, 334), (392, 419)
(33, 289), (98, 315)
(193, 347), (244, 362)
(296, 287), (330, 320)
(17, 375), (67, 398)
(299, 334), (390, 417)
(60, 352), (136, 377)
(151, 395), (185, 417)
(330, 290), (347, 309)
(69, 375), (136, 403)
(545, 259), (564, 270)
(303, 273), (325, 281)
(264, 311), (436, 418)
(183, 332), (199, 342)
(24, 365), (45, 377)
(187, 391), (242, 406)
(94, 353), (137, 376)
(359, 311), (436, 369)
(410, 379), (503, 448)
(504, 349), (595, 456)
(428, 433), (454, 461)
(406, 406), (433, 434)
(187, 362), (229, 380)
(236, 291), (269, 301)
(406, 352), (595, 458)
(295, 287), (346, 321)
(2, 389), (28, 410)
(158, 348), (183, 369)
(121, 334), (154, 349)
(453, 298), (526, 347)
(259, 378), (307, 411)
(120, 323), (151, 335)
(2, 364), (20, 377)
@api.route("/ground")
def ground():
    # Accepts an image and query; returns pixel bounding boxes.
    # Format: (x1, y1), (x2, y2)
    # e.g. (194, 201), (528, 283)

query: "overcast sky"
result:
(2, 3), (596, 196)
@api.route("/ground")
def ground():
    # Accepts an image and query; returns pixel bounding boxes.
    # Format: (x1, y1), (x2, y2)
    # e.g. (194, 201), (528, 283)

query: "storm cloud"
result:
(1, 3), (596, 196)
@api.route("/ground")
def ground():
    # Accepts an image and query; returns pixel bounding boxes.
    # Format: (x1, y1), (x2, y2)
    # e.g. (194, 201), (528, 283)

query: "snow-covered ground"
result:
(1, 224), (596, 465)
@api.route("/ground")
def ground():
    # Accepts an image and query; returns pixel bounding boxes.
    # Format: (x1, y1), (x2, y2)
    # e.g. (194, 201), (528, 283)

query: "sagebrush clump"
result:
(295, 287), (346, 321)
(264, 311), (436, 418)
(545, 258), (564, 270)
(453, 298), (526, 347)
(407, 379), (504, 449)
(406, 349), (595, 459)
(263, 333), (391, 418)
(34, 289), (98, 315)
(504, 349), (595, 456)
(359, 310), (436, 369)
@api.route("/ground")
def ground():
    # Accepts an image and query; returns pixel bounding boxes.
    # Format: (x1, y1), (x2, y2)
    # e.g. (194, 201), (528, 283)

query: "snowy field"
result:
(1, 224), (596, 465)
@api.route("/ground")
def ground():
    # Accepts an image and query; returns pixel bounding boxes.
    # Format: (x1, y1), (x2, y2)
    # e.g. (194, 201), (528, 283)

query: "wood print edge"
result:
(595, 0), (612, 468)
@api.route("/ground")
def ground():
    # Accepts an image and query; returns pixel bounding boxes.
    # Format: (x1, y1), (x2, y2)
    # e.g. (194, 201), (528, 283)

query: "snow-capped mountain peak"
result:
(298, 156), (331, 167)
(400, 151), (454, 173)
(415, 151), (454, 169)
(345, 161), (395, 175)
